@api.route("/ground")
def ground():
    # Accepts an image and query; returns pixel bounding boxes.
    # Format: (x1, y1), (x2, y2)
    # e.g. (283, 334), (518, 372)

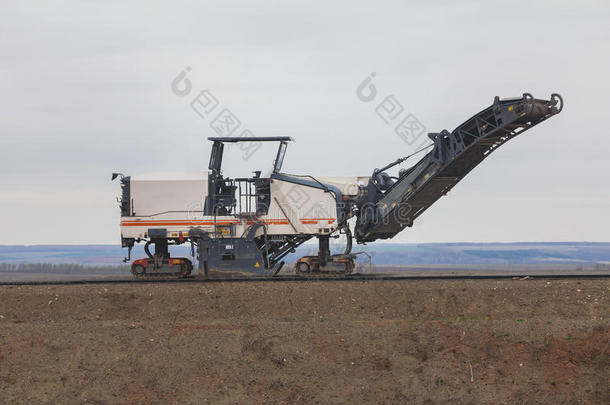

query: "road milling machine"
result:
(114, 93), (563, 277)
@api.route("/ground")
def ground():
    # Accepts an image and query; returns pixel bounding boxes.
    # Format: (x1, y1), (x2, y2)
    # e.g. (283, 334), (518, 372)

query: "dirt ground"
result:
(0, 279), (608, 404)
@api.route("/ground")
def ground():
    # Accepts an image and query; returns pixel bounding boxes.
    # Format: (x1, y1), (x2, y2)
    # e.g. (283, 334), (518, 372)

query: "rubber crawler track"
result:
(1, 273), (609, 286)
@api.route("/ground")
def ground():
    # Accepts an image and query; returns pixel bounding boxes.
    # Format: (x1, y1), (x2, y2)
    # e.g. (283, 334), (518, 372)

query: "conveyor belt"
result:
(355, 93), (563, 243)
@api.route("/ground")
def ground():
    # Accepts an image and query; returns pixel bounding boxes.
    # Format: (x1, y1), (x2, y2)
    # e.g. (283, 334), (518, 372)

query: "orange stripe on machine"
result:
(121, 218), (335, 227)
(121, 219), (292, 227)
(121, 221), (237, 227)
(298, 218), (336, 224)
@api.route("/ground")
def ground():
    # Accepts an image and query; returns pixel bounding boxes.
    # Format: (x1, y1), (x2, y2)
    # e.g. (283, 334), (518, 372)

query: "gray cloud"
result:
(0, 0), (608, 244)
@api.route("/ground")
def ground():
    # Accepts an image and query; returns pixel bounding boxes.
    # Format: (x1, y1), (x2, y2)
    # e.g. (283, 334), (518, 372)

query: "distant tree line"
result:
(0, 262), (130, 274)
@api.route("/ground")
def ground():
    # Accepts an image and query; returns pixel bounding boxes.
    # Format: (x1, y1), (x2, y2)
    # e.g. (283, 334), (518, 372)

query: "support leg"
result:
(152, 238), (169, 269)
(318, 235), (330, 267)
(153, 238), (169, 258)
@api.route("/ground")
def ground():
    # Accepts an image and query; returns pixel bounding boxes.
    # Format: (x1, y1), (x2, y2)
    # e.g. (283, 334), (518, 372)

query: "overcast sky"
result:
(1, 0), (609, 245)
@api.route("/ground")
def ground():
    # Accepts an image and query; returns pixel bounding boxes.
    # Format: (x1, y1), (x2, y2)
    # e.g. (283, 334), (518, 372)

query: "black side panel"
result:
(148, 228), (167, 238)
(194, 236), (266, 274)
(120, 176), (131, 217)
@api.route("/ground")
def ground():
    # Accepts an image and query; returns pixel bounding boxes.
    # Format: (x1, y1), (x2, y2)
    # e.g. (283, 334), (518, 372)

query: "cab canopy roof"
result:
(207, 136), (293, 143)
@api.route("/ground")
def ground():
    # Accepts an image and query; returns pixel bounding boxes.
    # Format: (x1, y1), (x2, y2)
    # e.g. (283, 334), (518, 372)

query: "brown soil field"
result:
(0, 279), (608, 404)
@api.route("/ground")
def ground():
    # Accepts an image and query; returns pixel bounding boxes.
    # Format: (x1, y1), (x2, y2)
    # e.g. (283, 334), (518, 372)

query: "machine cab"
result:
(204, 136), (293, 217)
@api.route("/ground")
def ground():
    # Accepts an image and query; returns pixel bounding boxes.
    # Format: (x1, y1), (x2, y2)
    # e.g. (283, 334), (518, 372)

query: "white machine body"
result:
(120, 172), (367, 241)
